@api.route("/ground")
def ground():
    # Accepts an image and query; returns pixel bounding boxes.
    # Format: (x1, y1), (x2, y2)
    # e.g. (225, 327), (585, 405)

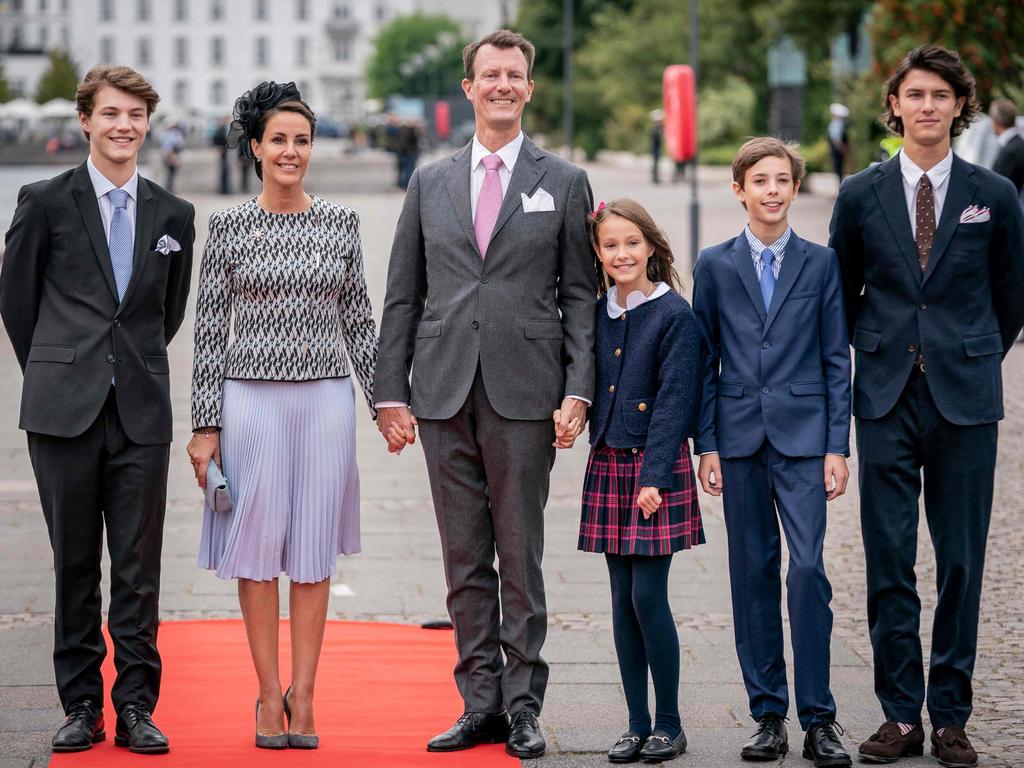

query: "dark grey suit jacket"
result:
(0, 163), (195, 444)
(374, 137), (596, 420)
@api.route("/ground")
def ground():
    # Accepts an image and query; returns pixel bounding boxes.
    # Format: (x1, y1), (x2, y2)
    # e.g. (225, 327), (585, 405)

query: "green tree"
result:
(34, 49), (79, 104)
(365, 14), (465, 99)
(0, 60), (13, 103)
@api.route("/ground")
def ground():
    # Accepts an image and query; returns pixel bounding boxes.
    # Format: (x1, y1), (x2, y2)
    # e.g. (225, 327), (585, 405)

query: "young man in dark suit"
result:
(0, 66), (195, 755)
(829, 45), (1024, 767)
(693, 137), (852, 768)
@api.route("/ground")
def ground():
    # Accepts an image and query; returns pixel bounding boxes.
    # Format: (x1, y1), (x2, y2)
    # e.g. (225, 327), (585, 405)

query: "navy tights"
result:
(606, 554), (681, 739)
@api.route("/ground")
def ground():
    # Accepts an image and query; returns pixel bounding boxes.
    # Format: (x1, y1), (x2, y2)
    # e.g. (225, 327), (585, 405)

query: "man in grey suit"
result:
(373, 29), (596, 759)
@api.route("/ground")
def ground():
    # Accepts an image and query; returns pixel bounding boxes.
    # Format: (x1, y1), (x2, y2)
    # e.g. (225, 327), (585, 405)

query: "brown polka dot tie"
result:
(915, 174), (935, 271)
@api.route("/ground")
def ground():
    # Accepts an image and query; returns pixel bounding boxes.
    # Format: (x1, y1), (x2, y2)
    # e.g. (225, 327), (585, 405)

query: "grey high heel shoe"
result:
(283, 686), (319, 749)
(254, 700), (288, 749)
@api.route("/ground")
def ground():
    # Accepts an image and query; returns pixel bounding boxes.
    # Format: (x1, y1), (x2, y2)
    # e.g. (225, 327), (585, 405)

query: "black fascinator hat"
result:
(227, 81), (315, 179)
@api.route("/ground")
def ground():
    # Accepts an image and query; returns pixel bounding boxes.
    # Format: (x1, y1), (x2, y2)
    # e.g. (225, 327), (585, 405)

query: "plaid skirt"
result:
(578, 444), (705, 556)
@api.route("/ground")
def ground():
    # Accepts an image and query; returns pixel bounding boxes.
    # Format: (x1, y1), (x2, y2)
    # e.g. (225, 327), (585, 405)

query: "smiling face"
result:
(251, 110), (313, 190)
(594, 214), (655, 298)
(79, 84), (150, 175)
(889, 68), (965, 152)
(733, 155), (799, 238)
(462, 44), (534, 135)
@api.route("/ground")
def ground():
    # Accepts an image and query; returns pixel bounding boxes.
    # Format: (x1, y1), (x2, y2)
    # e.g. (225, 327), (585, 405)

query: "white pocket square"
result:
(521, 188), (556, 213)
(154, 234), (182, 254)
(959, 205), (990, 224)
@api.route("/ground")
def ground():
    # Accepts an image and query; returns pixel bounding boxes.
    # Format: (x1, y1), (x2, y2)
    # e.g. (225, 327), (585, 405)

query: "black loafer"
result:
(114, 703), (169, 754)
(639, 728), (687, 761)
(426, 711), (510, 751)
(52, 700), (105, 752)
(803, 721), (851, 767)
(507, 711), (546, 758)
(608, 731), (644, 763)
(742, 714), (788, 760)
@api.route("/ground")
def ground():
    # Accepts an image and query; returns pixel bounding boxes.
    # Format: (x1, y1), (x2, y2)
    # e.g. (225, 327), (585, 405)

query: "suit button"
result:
(614, 348), (621, 357)
(481, 275), (489, 284)
(761, 386), (770, 394)
(609, 385), (616, 393)
(621, 313), (627, 321)
(113, 319), (122, 328)
(107, 354), (116, 364)
(919, 303), (927, 310)
(638, 402), (647, 412)
(631, 448), (638, 454)
(762, 341), (770, 349)
(908, 344), (917, 353)
(471, 321), (479, 329)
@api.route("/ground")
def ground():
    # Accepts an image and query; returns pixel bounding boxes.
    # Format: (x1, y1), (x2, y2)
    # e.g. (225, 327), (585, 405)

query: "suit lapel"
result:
(117, 176), (157, 310)
(487, 138), (545, 247)
(922, 156), (977, 285)
(873, 157), (922, 285)
(763, 233), (809, 336)
(440, 143), (480, 257)
(728, 234), (767, 324)
(71, 163), (119, 302)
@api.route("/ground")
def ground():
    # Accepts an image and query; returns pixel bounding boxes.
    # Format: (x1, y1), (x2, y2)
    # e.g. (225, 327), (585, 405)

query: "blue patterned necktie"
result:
(107, 188), (133, 301)
(758, 246), (776, 311)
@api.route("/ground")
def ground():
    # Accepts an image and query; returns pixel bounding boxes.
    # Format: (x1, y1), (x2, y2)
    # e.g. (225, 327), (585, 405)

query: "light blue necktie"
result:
(107, 188), (133, 301)
(759, 246), (776, 311)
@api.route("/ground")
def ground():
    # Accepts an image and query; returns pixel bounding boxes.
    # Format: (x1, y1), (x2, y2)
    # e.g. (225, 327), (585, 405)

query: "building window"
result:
(40, 25), (49, 48)
(375, 2), (387, 21)
(255, 36), (269, 66)
(174, 79), (188, 107)
(211, 80), (225, 107)
(137, 0), (150, 22)
(12, 0), (23, 11)
(296, 0), (309, 21)
(174, 37), (188, 66)
(333, 2), (349, 19)
(61, 0), (69, 12)
(295, 36), (308, 66)
(254, 0), (267, 21)
(211, 0), (223, 20)
(137, 37), (151, 66)
(61, 25), (69, 49)
(332, 36), (350, 62)
(173, 0), (187, 21)
(100, 36), (115, 63)
(39, 0), (47, 11)
(211, 37), (224, 66)
(99, 0), (114, 22)
(11, 26), (23, 49)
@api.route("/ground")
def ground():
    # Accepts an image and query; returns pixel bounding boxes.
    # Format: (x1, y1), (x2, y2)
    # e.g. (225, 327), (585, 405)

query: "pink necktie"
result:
(474, 153), (504, 257)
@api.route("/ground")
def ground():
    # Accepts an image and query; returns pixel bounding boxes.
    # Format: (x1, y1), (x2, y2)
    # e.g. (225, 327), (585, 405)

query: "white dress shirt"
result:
(469, 132), (524, 221)
(997, 125), (1020, 148)
(899, 149), (953, 239)
(744, 225), (791, 280)
(87, 156), (139, 242)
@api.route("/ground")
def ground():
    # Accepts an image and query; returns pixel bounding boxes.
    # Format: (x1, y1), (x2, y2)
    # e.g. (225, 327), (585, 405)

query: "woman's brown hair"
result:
(588, 198), (681, 298)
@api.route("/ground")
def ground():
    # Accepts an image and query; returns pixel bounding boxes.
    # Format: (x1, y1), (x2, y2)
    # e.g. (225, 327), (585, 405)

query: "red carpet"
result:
(49, 620), (514, 767)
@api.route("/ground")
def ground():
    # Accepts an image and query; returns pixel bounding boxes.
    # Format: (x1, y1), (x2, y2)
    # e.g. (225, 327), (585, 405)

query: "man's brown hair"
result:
(883, 44), (980, 137)
(462, 29), (536, 81)
(588, 198), (682, 298)
(731, 137), (807, 188)
(76, 65), (160, 137)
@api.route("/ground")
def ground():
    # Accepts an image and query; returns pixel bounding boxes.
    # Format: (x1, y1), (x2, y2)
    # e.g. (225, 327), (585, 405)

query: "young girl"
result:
(579, 199), (704, 764)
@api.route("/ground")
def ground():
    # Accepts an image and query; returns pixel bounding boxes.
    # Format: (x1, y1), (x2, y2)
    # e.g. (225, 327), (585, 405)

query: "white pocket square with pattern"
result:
(959, 205), (990, 224)
(521, 188), (556, 213)
(155, 234), (181, 254)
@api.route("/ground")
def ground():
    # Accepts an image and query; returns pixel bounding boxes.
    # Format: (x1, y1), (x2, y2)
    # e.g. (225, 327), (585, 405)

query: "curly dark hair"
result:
(588, 199), (681, 298)
(883, 44), (980, 138)
(227, 81), (316, 179)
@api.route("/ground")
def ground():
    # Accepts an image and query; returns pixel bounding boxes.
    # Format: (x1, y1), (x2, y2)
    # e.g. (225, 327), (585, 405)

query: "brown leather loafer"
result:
(857, 722), (924, 763)
(931, 727), (977, 768)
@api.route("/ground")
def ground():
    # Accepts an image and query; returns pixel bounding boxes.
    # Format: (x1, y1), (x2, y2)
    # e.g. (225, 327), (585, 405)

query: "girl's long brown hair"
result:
(588, 198), (681, 298)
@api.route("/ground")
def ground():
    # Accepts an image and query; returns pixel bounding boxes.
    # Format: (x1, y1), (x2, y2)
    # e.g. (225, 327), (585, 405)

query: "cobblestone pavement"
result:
(0, 157), (1021, 767)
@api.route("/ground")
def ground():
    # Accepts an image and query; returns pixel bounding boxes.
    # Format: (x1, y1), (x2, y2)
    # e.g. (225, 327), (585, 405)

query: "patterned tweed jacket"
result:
(190, 197), (378, 430)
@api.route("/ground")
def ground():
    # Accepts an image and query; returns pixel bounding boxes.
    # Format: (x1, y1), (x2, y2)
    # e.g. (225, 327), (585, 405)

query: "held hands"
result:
(552, 397), (587, 449)
(824, 454), (849, 501)
(698, 453), (723, 496)
(637, 486), (662, 519)
(378, 405), (417, 455)
(186, 431), (221, 490)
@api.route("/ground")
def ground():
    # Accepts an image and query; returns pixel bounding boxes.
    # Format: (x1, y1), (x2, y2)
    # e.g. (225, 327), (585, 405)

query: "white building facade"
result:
(0, 0), (518, 123)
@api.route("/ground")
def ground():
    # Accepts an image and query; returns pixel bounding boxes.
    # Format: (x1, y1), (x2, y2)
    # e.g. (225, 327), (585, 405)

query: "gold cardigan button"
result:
(638, 403), (647, 412)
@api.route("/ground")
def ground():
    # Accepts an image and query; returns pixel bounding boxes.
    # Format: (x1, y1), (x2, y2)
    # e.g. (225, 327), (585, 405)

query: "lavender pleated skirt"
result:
(197, 377), (361, 583)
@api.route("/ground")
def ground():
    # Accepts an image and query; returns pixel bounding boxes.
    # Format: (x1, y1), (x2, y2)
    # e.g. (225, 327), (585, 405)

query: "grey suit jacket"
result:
(374, 137), (596, 421)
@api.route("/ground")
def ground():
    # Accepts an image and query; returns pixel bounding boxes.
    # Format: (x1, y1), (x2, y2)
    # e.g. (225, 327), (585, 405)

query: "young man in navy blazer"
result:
(829, 45), (1024, 767)
(693, 138), (852, 768)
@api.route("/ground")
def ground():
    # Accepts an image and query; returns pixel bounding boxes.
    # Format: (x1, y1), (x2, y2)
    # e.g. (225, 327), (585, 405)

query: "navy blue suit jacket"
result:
(693, 231), (851, 458)
(828, 154), (1024, 424)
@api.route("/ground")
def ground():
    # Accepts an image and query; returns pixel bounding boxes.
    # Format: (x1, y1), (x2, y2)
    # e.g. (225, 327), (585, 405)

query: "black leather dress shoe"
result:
(114, 704), (169, 754)
(639, 728), (687, 761)
(741, 714), (788, 760)
(506, 711), (546, 758)
(803, 721), (851, 767)
(607, 731), (644, 763)
(52, 700), (105, 752)
(426, 712), (510, 752)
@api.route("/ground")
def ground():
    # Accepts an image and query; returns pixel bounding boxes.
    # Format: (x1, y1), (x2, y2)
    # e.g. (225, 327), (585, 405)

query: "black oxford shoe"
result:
(52, 700), (105, 752)
(506, 711), (546, 758)
(426, 711), (510, 752)
(803, 721), (851, 767)
(114, 703), (169, 754)
(741, 714), (788, 760)
(639, 728), (687, 762)
(607, 731), (644, 763)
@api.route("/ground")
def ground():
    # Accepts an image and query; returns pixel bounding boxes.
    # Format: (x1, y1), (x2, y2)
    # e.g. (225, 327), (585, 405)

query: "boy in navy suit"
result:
(693, 138), (852, 767)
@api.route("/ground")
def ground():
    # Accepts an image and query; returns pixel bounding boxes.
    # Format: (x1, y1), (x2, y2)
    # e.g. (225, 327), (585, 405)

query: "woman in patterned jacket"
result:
(186, 82), (377, 750)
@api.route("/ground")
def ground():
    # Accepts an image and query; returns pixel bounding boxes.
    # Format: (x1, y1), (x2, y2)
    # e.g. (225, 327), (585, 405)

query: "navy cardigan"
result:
(588, 289), (702, 488)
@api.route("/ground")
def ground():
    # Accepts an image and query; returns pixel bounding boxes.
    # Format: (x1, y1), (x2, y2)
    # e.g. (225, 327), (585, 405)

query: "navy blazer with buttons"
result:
(829, 153), (1024, 424)
(589, 289), (701, 488)
(693, 231), (851, 459)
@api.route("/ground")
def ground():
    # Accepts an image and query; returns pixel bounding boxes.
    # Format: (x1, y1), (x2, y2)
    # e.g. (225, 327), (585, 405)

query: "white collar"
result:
(87, 156), (139, 202)
(606, 282), (670, 318)
(997, 126), (1020, 148)
(471, 132), (524, 174)
(899, 148), (953, 190)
